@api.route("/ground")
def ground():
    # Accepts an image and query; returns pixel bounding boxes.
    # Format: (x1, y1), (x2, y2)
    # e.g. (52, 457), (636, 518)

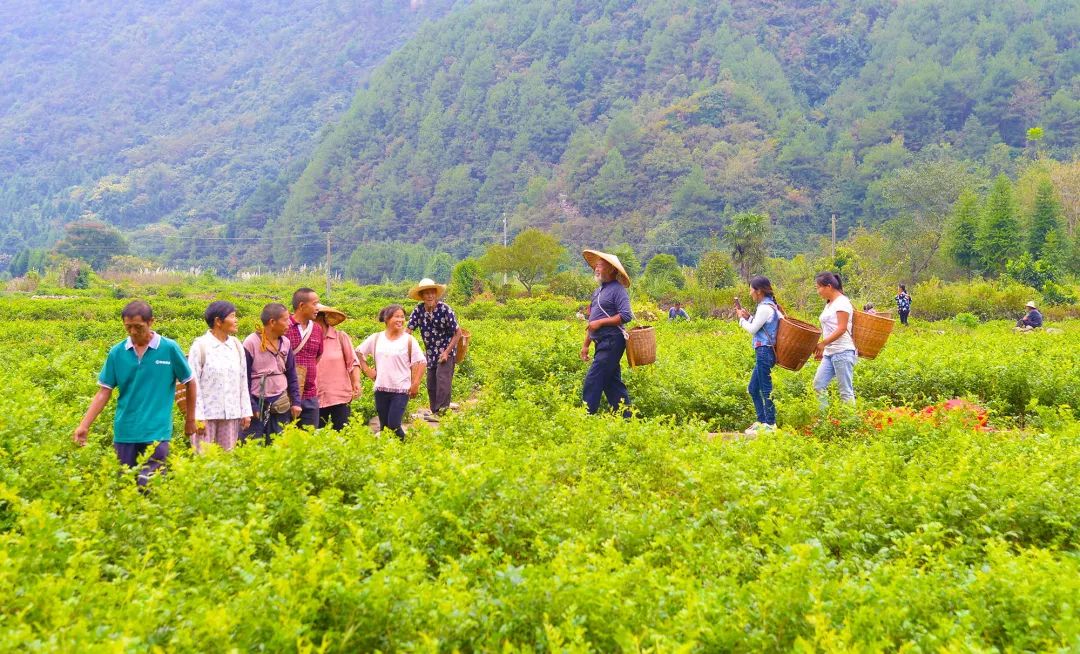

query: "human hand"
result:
(73, 425), (89, 446)
(814, 341), (825, 360)
(580, 346), (590, 362)
(408, 384), (420, 399)
(241, 417), (251, 429)
(736, 308), (750, 320)
(352, 384), (362, 399)
(290, 405), (302, 419)
(438, 350), (449, 364)
(364, 368), (376, 381)
(587, 320), (602, 331)
(184, 416), (198, 438)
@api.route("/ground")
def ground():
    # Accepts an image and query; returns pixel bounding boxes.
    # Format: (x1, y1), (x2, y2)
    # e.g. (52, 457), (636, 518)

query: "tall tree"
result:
(977, 175), (1022, 276)
(947, 190), (981, 276)
(480, 228), (564, 296)
(723, 212), (769, 282)
(1028, 180), (1062, 259)
(53, 221), (128, 271)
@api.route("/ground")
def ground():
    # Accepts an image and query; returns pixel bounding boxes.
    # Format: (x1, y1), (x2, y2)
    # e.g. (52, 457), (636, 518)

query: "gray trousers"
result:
(426, 358), (456, 413)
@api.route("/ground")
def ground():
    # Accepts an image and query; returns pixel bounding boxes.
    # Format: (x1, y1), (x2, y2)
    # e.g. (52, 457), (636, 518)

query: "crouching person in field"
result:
(72, 300), (195, 488)
(243, 303), (302, 445)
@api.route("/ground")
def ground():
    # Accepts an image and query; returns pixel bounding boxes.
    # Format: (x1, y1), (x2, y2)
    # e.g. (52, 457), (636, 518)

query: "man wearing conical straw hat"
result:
(581, 249), (634, 418)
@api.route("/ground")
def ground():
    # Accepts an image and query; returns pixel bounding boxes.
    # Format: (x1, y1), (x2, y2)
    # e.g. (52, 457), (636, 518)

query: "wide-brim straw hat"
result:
(408, 278), (447, 301)
(315, 304), (347, 327)
(582, 249), (631, 287)
(1025, 301), (1037, 309)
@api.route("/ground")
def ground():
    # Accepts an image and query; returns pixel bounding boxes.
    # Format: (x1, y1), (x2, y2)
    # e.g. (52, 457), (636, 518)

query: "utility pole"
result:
(502, 212), (508, 285)
(325, 232), (331, 299)
(831, 214), (837, 257)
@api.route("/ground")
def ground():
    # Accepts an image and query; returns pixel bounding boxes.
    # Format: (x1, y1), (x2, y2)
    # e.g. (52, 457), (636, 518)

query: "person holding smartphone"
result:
(734, 277), (783, 435)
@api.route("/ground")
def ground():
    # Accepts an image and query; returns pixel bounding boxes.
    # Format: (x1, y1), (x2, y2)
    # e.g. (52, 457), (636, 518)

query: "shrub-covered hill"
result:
(0, 0), (464, 257)
(277, 0), (1080, 264)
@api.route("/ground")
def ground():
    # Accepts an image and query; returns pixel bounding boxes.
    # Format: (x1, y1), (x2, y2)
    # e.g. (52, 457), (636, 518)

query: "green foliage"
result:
(953, 312), (979, 328)
(947, 189), (982, 274)
(424, 252), (455, 284)
(1, 284), (1080, 649)
(978, 175), (1022, 275)
(544, 271), (595, 301)
(696, 250), (737, 289)
(480, 229), (565, 296)
(724, 212), (769, 282)
(450, 258), (483, 302)
(608, 243), (642, 279)
(346, 241), (438, 284)
(53, 221), (128, 271)
(1028, 180), (1062, 259)
(642, 253), (685, 300)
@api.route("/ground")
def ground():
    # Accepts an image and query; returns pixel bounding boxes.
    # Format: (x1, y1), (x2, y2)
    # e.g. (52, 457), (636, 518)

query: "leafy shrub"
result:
(953, 312), (979, 328)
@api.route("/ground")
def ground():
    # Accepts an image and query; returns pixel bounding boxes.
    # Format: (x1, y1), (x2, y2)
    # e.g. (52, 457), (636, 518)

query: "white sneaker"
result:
(743, 422), (763, 436)
(762, 424), (778, 433)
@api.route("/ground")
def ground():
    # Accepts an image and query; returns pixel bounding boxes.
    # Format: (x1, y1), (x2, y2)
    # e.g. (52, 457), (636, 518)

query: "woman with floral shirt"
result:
(406, 278), (461, 418)
(895, 284), (912, 325)
(188, 301), (252, 452)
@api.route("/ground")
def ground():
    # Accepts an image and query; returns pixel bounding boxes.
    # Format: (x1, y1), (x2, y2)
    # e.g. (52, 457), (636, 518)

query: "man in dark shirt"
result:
(581, 249), (634, 418)
(1017, 301), (1044, 329)
(407, 278), (462, 418)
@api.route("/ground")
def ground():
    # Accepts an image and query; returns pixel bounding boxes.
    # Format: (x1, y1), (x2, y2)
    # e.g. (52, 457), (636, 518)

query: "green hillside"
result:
(278, 0), (1080, 266)
(0, 0), (464, 261)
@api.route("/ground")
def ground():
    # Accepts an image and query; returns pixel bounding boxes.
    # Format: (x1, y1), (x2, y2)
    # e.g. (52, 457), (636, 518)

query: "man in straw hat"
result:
(1015, 300), (1043, 330)
(406, 278), (462, 419)
(314, 304), (361, 431)
(581, 249), (634, 418)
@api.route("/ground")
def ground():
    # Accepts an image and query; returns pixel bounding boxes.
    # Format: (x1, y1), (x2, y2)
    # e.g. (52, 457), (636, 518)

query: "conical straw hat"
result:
(582, 249), (631, 287)
(408, 278), (447, 301)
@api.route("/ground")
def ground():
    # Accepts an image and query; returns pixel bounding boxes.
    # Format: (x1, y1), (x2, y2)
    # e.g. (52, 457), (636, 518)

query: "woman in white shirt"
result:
(355, 304), (426, 441)
(188, 301), (253, 452)
(812, 272), (857, 409)
(735, 276), (783, 435)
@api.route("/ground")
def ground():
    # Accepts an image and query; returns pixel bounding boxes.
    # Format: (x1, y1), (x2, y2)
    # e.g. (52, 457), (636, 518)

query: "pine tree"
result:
(947, 189), (981, 275)
(977, 175), (1022, 275)
(1027, 180), (1062, 259)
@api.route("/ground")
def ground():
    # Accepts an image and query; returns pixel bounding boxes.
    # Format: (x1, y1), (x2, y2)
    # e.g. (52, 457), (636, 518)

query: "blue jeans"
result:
(583, 333), (631, 417)
(374, 390), (409, 441)
(748, 346), (776, 425)
(813, 349), (857, 409)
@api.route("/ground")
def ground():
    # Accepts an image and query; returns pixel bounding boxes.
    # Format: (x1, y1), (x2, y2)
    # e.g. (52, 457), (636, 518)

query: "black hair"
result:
(815, 271), (843, 292)
(378, 304), (405, 323)
(291, 287), (317, 311)
(749, 275), (775, 299)
(204, 300), (237, 328)
(260, 302), (289, 325)
(121, 300), (153, 321)
(863, 302), (875, 311)
(899, 284), (906, 292)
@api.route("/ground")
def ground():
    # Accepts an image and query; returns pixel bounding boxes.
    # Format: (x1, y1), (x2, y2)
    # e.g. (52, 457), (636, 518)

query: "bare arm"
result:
(821, 311), (851, 346)
(184, 379), (197, 436)
(73, 386), (113, 446)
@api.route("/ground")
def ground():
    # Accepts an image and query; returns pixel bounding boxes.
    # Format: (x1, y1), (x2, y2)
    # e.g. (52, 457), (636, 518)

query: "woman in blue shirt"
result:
(735, 276), (782, 435)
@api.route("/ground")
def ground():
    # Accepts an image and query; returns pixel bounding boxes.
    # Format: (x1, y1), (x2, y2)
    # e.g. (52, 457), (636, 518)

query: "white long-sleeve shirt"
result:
(739, 303), (782, 335)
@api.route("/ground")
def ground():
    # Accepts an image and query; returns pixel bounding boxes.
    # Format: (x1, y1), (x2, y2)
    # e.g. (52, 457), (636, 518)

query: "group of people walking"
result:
(73, 281), (462, 486)
(73, 244), (930, 486)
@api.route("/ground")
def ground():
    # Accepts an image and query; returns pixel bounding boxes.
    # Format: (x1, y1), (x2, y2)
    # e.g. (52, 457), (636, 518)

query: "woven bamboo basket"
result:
(174, 382), (188, 415)
(625, 326), (656, 367)
(852, 310), (895, 359)
(455, 329), (471, 363)
(775, 316), (822, 371)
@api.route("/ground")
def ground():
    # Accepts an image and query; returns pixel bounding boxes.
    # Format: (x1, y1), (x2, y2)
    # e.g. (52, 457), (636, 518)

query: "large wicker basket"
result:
(455, 329), (471, 363)
(625, 326), (656, 367)
(775, 317), (822, 371)
(852, 310), (895, 359)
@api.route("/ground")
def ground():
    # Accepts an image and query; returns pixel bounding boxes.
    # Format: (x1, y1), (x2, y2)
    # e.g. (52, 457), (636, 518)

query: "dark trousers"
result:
(899, 309), (909, 325)
(297, 397), (320, 429)
(748, 346), (777, 425)
(113, 441), (170, 488)
(319, 403), (352, 431)
(583, 333), (631, 417)
(244, 394), (288, 445)
(426, 359), (456, 413)
(374, 390), (409, 441)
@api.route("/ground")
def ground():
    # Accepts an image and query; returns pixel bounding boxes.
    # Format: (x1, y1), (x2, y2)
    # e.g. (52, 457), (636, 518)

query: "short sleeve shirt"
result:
(407, 302), (459, 365)
(819, 295), (856, 356)
(98, 333), (193, 443)
(356, 332), (426, 393)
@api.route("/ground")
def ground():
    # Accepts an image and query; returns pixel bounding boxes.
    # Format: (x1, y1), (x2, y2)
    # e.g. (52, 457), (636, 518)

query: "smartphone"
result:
(733, 297), (743, 311)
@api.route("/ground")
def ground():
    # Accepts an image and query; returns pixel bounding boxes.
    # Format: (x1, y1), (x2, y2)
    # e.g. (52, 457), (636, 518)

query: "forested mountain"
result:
(0, 0), (464, 264)
(277, 0), (1080, 267)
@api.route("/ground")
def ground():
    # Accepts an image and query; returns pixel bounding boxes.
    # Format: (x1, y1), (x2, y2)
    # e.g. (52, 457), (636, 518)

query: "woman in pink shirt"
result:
(355, 304), (426, 441)
(314, 305), (361, 430)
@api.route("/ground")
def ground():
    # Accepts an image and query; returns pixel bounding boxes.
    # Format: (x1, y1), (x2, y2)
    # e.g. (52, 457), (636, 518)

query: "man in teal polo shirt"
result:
(73, 300), (196, 487)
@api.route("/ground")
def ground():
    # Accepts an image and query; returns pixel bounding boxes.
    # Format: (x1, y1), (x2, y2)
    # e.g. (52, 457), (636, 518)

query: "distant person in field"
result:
(72, 300), (195, 488)
(406, 278), (462, 419)
(813, 272), (857, 409)
(242, 303), (301, 444)
(187, 301), (252, 452)
(580, 249), (634, 418)
(355, 304), (426, 441)
(314, 304), (360, 431)
(285, 287), (324, 428)
(1016, 301), (1043, 330)
(735, 276), (783, 435)
(895, 284), (911, 325)
(668, 301), (691, 321)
